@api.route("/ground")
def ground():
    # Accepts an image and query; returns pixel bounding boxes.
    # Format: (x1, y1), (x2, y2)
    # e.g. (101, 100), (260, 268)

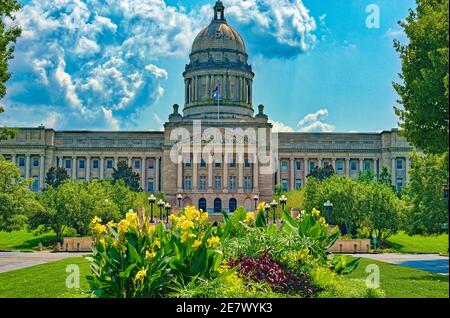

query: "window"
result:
(93, 160), (99, 169)
(364, 160), (371, 171)
(396, 159), (403, 170)
(32, 158), (39, 167)
(396, 178), (403, 189)
(244, 158), (251, 168)
(229, 176), (237, 192)
(229, 198), (237, 213)
(215, 160), (221, 168)
(200, 158), (207, 168)
(295, 179), (302, 190)
(199, 176), (207, 191)
(214, 198), (222, 213)
(296, 161), (302, 170)
(134, 160), (141, 170)
(19, 157), (25, 167)
(107, 160), (113, 169)
(79, 159), (85, 169)
(65, 159), (72, 169)
(309, 161), (315, 172)
(31, 176), (39, 192)
(214, 176), (222, 191)
(184, 176), (192, 191)
(282, 179), (288, 192)
(199, 198), (207, 212)
(148, 160), (155, 170)
(244, 176), (252, 193)
(229, 157), (236, 168)
(281, 161), (288, 171)
(147, 178), (154, 192)
(336, 161), (344, 171)
(351, 161), (357, 171)
(184, 156), (191, 168)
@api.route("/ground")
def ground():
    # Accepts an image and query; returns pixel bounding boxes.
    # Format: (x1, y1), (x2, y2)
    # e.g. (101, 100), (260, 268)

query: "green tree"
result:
(112, 161), (141, 192)
(307, 164), (335, 181)
(0, 156), (44, 231)
(1, 0), (21, 141)
(405, 152), (448, 234)
(393, 0), (449, 154)
(358, 169), (375, 183)
(45, 167), (69, 188)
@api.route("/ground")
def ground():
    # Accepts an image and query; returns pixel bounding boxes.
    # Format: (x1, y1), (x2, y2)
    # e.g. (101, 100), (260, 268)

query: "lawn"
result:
(385, 231), (448, 254)
(345, 257), (449, 298)
(0, 257), (90, 298)
(0, 230), (56, 252)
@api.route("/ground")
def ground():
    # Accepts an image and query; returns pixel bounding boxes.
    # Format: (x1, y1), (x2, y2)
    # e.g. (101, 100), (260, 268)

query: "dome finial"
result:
(214, 1), (225, 21)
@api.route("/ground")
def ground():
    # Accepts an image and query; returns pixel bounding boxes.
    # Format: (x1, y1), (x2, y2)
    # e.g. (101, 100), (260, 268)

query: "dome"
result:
(191, 1), (246, 55)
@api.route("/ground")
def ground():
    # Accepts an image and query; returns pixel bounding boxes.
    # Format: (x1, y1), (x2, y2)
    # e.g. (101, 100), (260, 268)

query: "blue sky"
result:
(1, 0), (416, 132)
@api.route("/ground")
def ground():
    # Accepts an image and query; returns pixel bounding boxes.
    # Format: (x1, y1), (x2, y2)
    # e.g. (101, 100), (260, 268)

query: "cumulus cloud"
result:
(269, 119), (295, 133)
(297, 109), (335, 132)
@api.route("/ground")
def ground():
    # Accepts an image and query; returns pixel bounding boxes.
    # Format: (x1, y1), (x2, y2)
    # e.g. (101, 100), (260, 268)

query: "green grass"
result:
(0, 230), (56, 252)
(345, 257), (449, 298)
(0, 257), (90, 298)
(385, 231), (448, 254)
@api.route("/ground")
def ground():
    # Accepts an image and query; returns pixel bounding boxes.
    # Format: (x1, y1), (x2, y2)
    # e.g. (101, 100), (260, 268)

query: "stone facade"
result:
(0, 1), (414, 213)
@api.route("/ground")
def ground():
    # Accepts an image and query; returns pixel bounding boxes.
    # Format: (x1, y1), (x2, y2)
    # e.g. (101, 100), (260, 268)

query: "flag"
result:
(213, 82), (220, 100)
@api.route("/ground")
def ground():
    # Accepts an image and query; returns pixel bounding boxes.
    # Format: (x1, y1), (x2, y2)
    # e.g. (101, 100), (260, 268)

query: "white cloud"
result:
(386, 27), (405, 38)
(269, 119), (295, 133)
(297, 109), (335, 132)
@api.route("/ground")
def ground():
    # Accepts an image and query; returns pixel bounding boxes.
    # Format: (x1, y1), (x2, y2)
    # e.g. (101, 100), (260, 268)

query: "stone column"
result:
(114, 157), (118, 169)
(318, 158), (323, 169)
(345, 158), (350, 178)
(86, 156), (91, 182)
(304, 158), (309, 185)
(206, 75), (211, 99)
(253, 153), (259, 192)
(238, 153), (244, 192)
(127, 156), (132, 167)
(249, 79), (253, 105)
(155, 157), (160, 193)
(332, 158), (336, 170)
(391, 157), (396, 182)
(276, 157), (281, 185)
(290, 158), (295, 190)
(12, 154), (16, 165)
(72, 156), (77, 179)
(208, 154), (213, 192)
(223, 154), (228, 190)
(177, 155), (183, 192)
(193, 153), (198, 191)
(25, 154), (31, 179)
(100, 157), (105, 180)
(405, 157), (410, 181)
(39, 155), (45, 191)
(141, 157), (146, 191)
(58, 156), (63, 168)
(373, 157), (378, 176)
(359, 158), (364, 173)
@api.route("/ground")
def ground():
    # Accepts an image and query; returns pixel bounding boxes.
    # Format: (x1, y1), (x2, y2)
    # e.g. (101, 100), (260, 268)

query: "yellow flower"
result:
(191, 240), (202, 249)
(126, 212), (138, 227)
(319, 217), (327, 226)
(107, 220), (116, 227)
(181, 232), (196, 243)
(146, 224), (156, 234)
(134, 267), (147, 283)
(145, 250), (156, 261)
(93, 223), (107, 235)
(199, 211), (209, 223)
(169, 214), (178, 223)
(257, 202), (266, 211)
(244, 212), (255, 223)
(90, 216), (102, 226)
(179, 219), (195, 231)
(207, 236), (220, 248)
(118, 219), (130, 234)
(153, 238), (161, 249)
(312, 208), (320, 217)
(185, 206), (200, 221)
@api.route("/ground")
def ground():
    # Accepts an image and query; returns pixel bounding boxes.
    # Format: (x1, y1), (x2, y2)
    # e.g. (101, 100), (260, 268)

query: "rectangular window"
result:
(107, 160), (113, 169)
(79, 159), (85, 169)
(244, 176), (252, 193)
(147, 178), (154, 192)
(200, 158), (207, 168)
(364, 160), (371, 171)
(93, 160), (99, 169)
(229, 157), (236, 168)
(214, 176), (222, 191)
(31, 176), (39, 192)
(296, 161), (302, 170)
(336, 161), (344, 171)
(148, 160), (155, 170)
(396, 159), (403, 170)
(65, 159), (72, 169)
(19, 157), (25, 167)
(134, 160), (141, 170)
(229, 176), (237, 192)
(244, 158), (251, 168)
(215, 160), (221, 168)
(396, 178), (403, 189)
(184, 176), (192, 191)
(199, 176), (207, 191)
(351, 161), (357, 171)
(281, 179), (289, 192)
(281, 161), (289, 171)
(32, 158), (39, 167)
(323, 161), (330, 168)
(295, 179), (302, 190)
(184, 156), (191, 168)
(309, 161), (315, 172)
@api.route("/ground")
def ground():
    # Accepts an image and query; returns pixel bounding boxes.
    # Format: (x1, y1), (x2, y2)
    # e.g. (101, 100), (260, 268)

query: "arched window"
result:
(199, 198), (207, 212)
(214, 198), (222, 213)
(229, 198), (237, 213)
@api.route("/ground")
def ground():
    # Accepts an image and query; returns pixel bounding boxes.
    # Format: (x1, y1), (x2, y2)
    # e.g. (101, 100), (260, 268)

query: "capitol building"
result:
(0, 1), (413, 213)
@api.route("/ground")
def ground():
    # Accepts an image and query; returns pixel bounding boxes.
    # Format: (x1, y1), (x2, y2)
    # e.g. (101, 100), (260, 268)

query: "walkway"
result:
(0, 251), (88, 273)
(350, 253), (449, 275)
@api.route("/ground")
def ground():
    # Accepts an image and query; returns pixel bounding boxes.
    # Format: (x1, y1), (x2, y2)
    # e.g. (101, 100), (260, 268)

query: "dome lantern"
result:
(214, 1), (225, 21)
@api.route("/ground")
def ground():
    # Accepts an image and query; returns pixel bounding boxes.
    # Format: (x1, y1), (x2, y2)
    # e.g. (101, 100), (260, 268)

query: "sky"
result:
(1, 0), (416, 133)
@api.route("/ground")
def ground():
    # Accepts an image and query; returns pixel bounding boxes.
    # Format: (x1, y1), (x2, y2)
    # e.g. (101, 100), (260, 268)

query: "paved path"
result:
(0, 252), (88, 273)
(349, 253), (449, 275)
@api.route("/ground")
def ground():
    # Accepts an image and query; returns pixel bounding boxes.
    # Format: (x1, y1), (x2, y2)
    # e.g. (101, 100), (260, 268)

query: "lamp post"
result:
(270, 200), (278, 224)
(148, 194), (156, 223)
(279, 195), (287, 212)
(177, 194), (183, 209)
(165, 203), (171, 223)
(158, 199), (165, 221)
(253, 194), (259, 210)
(264, 203), (270, 224)
(323, 200), (333, 223)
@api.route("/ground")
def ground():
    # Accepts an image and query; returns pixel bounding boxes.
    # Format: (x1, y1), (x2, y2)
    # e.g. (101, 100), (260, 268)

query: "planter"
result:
(328, 239), (371, 254)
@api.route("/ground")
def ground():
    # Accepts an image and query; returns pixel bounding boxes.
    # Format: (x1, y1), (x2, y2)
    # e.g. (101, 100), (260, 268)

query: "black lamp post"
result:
(148, 194), (156, 223)
(264, 203), (270, 224)
(323, 200), (333, 223)
(177, 194), (183, 209)
(165, 203), (171, 223)
(270, 200), (278, 224)
(279, 195), (287, 212)
(158, 199), (165, 222)
(253, 194), (259, 210)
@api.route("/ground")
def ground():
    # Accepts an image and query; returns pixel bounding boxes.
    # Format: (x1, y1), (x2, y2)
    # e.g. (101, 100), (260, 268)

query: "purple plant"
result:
(228, 254), (317, 297)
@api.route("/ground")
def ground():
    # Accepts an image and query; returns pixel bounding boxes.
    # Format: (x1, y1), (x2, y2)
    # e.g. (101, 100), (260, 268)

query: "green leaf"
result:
(281, 209), (298, 232)
(127, 243), (142, 264)
(119, 263), (136, 278)
(255, 210), (267, 228)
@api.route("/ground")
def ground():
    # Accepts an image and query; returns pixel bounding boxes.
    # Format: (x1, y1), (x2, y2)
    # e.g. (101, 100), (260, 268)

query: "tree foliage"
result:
(112, 161), (141, 192)
(393, 0), (449, 154)
(307, 164), (335, 181)
(45, 167), (69, 188)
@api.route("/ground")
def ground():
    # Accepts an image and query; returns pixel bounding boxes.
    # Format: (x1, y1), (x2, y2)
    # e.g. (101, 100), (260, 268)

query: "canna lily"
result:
(207, 236), (220, 248)
(191, 240), (202, 249)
